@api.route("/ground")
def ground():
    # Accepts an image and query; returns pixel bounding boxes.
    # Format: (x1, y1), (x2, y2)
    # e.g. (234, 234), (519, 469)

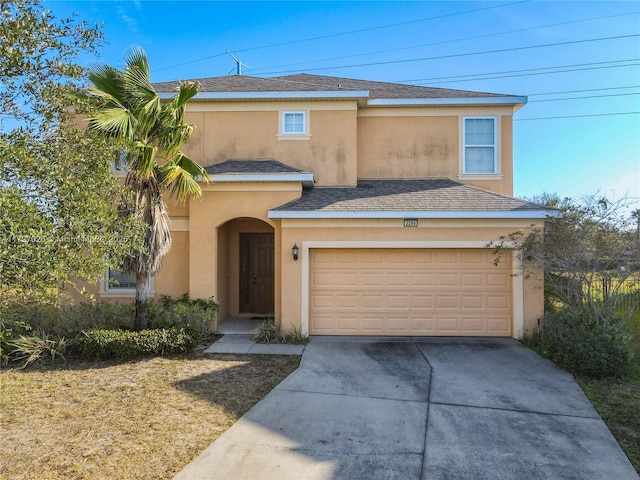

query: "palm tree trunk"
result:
(135, 273), (150, 330)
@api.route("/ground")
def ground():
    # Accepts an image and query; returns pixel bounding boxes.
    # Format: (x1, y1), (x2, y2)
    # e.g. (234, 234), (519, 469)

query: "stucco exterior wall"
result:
(356, 106), (515, 195)
(153, 231), (189, 299)
(183, 101), (359, 186)
(187, 182), (302, 320)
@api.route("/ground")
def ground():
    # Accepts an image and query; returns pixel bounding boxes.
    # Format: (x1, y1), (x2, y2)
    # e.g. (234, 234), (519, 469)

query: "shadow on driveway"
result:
(174, 337), (638, 480)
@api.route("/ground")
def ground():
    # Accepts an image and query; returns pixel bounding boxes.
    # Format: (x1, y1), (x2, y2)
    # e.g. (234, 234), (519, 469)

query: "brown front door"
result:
(239, 233), (274, 314)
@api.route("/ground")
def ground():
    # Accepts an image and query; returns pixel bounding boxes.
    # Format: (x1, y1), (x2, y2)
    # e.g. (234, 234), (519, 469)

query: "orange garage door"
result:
(309, 248), (512, 336)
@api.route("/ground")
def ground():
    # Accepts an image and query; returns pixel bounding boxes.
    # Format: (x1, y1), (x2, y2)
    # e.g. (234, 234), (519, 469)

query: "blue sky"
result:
(47, 0), (640, 207)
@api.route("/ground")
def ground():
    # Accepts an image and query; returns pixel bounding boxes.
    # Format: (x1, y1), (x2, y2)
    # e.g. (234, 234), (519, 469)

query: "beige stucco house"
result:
(96, 73), (556, 339)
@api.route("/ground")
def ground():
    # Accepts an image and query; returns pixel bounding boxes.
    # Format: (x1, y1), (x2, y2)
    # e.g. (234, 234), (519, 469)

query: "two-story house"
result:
(97, 73), (555, 339)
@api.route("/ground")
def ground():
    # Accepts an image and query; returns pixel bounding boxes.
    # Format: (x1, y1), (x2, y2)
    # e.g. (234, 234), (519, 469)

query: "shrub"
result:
(525, 308), (633, 377)
(151, 294), (218, 335)
(58, 302), (135, 336)
(76, 327), (203, 360)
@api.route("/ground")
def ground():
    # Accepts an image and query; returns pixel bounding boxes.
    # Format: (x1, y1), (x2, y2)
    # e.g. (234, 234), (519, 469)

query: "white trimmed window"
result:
(100, 267), (154, 298)
(282, 111), (306, 135)
(106, 268), (136, 290)
(463, 117), (497, 174)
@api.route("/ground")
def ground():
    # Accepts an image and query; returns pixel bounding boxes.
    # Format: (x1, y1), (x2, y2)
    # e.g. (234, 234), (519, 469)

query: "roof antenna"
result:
(226, 50), (250, 75)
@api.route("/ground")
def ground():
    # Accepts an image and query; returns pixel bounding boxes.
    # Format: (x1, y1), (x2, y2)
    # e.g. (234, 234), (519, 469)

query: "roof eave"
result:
(268, 209), (557, 219)
(208, 172), (314, 187)
(366, 96), (528, 107)
(158, 90), (370, 101)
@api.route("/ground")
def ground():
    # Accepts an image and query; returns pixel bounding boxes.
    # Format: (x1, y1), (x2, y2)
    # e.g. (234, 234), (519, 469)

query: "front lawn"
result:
(0, 353), (299, 479)
(575, 309), (640, 473)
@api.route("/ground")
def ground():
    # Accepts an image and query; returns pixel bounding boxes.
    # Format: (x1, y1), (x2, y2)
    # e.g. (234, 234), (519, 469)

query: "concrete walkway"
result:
(203, 317), (306, 355)
(176, 337), (638, 480)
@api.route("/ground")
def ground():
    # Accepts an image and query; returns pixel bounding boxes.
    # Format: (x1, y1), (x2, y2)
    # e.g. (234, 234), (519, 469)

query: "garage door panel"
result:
(435, 273), (458, 286)
(487, 273), (509, 286)
(309, 249), (512, 336)
(462, 296), (483, 309)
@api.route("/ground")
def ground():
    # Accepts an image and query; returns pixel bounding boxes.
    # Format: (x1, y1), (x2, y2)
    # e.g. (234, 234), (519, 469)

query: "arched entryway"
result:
(216, 218), (275, 324)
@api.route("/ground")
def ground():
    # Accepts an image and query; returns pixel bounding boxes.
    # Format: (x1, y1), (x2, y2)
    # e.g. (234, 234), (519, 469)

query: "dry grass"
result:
(0, 353), (300, 479)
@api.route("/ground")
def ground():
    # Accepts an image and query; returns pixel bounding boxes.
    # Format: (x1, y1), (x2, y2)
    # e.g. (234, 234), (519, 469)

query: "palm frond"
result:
(124, 46), (151, 79)
(130, 141), (158, 179)
(158, 160), (203, 203)
(87, 107), (135, 140)
(174, 152), (209, 181)
(87, 63), (127, 106)
(158, 124), (194, 158)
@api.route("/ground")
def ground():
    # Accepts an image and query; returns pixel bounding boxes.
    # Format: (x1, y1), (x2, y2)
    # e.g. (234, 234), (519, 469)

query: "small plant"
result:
(9, 330), (69, 367)
(253, 319), (286, 344)
(253, 319), (309, 345)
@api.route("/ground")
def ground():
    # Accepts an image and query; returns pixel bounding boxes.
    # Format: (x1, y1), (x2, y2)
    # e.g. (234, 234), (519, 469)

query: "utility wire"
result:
(153, 0), (528, 73)
(252, 11), (639, 74)
(528, 92), (640, 103)
(258, 34), (640, 75)
(421, 62), (640, 85)
(515, 112), (640, 121)
(527, 85), (640, 97)
(398, 59), (638, 84)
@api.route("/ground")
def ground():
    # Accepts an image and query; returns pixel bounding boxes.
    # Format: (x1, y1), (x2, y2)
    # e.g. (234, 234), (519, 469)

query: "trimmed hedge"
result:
(77, 327), (203, 360)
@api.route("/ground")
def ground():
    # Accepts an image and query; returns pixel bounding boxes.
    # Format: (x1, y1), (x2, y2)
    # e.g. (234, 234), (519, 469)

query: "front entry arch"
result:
(216, 217), (275, 320)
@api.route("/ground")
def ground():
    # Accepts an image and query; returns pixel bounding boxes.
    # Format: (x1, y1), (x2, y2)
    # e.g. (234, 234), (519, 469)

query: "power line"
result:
(252, 11), (639, 74)
(153, 0), (529, 74)
(528, 92), (640, 103)
(398, 59), (638, 84)
(258, 34), (640, 75)
(527, 85), (640, 97)
(420, 62), (640, 85)
(515, 112), (640, 121)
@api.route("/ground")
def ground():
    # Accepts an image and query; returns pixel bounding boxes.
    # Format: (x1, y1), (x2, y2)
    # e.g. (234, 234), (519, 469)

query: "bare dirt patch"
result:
(0, 353), (300, 479)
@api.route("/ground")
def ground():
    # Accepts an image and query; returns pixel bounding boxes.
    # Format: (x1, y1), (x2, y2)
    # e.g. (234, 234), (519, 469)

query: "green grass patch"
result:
(575, 309), (640, 473)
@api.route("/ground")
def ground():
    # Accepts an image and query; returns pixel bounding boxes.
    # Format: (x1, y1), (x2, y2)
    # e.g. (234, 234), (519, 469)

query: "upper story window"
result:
(281, 111), (308, 136)
(463, 117), (497, 174)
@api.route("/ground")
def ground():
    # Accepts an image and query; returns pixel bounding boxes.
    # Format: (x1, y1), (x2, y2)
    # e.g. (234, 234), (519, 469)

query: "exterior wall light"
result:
(292, 244), (299, 261)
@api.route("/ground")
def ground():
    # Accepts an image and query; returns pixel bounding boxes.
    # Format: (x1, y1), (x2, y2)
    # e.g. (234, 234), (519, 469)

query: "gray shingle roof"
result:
(205, 159), (308, 175)
(269, 179), (554, 218)
(154, 73), (519, 100)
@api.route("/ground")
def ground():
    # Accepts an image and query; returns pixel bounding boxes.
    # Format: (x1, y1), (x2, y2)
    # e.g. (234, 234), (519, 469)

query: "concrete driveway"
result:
(174, 337), (638, 480)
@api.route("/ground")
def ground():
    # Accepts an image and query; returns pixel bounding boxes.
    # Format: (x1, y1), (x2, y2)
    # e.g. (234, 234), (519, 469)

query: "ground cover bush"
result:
(0, 295), (219, 365)
(574, 307), (640, 472)
(525, 307), (633, 377)
(77, 327), (203, 360)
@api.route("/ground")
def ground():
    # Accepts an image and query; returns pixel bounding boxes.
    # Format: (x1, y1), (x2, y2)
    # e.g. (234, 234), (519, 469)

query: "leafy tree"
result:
(86, 47), (208, 330)
(491, 194), (638, 376)
(1, 0), (144, 310)
(493, 194), (639, 322)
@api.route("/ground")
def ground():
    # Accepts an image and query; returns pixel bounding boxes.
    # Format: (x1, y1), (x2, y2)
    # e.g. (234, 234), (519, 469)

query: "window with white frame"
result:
(463, 117), (497, 174)
(282, 111), (306, 135)
(106, 267), (136, 290)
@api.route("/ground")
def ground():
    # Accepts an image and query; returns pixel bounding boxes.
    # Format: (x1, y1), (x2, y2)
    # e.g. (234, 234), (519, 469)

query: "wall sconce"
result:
(292, 244), (299, 261)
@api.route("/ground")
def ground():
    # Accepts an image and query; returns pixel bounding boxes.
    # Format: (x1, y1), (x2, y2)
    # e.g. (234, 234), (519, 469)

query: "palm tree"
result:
(86, 47), (207, 330)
